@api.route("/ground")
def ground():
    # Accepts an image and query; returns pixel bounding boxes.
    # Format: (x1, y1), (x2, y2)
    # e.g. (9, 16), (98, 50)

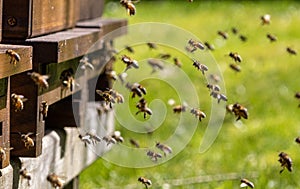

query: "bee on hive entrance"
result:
(138, 177), (152, 189)
(155, 142), (172, 156)
(47, 173), (65, 189)
(19, 168), (32, 186)
(121, 55), (139, 71)
(287, 47), (297, 55)
(190, 108), (206, 121)
(126, 82), (147, 98)
(261, 14), (271, 25)
(240, 178), (254, 188)
(217, 30), (229, 39)
(6, 49), (20, 65)
(39, 101), (48, 121)
(60, 68), (76, 92)
(146, 150), (162, 162)
(278, 152), (292, 173)
(120, 0), (138, 16)
(11, 93), (27, 112)
(136, 98), (153, 119)
(20, 133), (35, 149)
(192, 59), (208, 75)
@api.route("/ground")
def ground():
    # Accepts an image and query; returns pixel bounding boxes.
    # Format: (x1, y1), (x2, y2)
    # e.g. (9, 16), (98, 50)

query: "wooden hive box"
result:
(0, 44), (32, 168)
(9, 19), (127, 157)
(78, 0), (105, 21)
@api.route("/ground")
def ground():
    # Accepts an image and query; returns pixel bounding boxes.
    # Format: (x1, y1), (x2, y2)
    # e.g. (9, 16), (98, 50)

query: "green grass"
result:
(80, 1), (300, 188)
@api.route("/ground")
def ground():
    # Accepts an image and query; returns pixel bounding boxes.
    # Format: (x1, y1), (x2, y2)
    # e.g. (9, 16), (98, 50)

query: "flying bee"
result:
(121, 55), (139, 71)
(83, 131), (102, 145)
(20, 133), (35, 149)
(173, 103), (188, 113)
(79, 57), (94, 71)
(217, 30), (229, 39)
(188, 39), (205, 50)
(27, 72), (50, 89)
(278, 152), (292, 173)
(147, 42), (157, 49)
(231, 27), (238, 35)
(11, 93), (27, 112)
(207, 84), (221, 92)
(118, 72), (128, 85)
(47, 173), (65, 189)
(229, 64), (241, 72)
(173, 57), (182, 68)
(295, 92), (300, 107)
(111, 131), (124, 143)
(138, 177), (152, 189)
(192, 59), (208, 75)
(19, 168), (32, 186)
(79, 134), (92, 146)
(185, 45), (197, 53)
(211, 91), (227, 103)
(239, 35), (248, 42)
(204, 42), (215, 51)
(147, 58), (164, 73)
(130, 139), (140, 148)
(125, 45), (134, 53)
(266, 33), (277, 42)
(156, 142), (172, 156)
(120, 0), (137, 16)
(287, 47), (297, 55)
(126, 82), (147, 98)
(209, 74), (220, 83)
(229, 52), (242, 63)
(240, 178), (254, 188)
(136, 98), (153, 119)
(146, 150), (162, 162)
(231, 103), (248, 121)
(106, 70), (118, 81)
(39, 101), (48, 121)
(96, 89), (124, 108)
(158, 53), (171, 60)
(261, 14), (271, 25)
(295, 136), (300, 144)
(102, 135), (117, 146)
(6, 49), (21, 65)
(190, 108), (206, 121)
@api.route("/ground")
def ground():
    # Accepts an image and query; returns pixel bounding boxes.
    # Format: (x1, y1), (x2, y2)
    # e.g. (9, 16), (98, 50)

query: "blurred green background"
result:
(80, 1), (300, 188)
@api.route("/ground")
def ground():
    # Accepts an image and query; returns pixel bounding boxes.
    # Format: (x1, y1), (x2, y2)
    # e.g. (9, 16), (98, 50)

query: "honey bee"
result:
(79, 134), (92, 146)
(206, 84), (220, 92)
(129, 139), (140, 148)
(187, 0), (193, 2)
(102, 135), (117, 146)
(190, 108), (206, 121)
(121, 55), (139, 71)
(173, 57), (182, 68)
(239, 35), (248, 42)
(229, 52), (242, 63)
(138, 177), (152, 189)
(112, 131), (124, 143)
(211, 91), (228, 103)
(295, 136), (300, 144)
(173, 103), (188, 113)
(19, 168), (32, 186)
(229, 103), (248, 121)
(204, 42), (215, 51)
(0, 147), (6, 161)
(146, 150), (162, 162)
(96, 89), (124, 108)
(106, 70), (118, 81)
(20, 133), (35, 149)
(192, 59), (208, 75)
(185, 45), (197, 53)
(39, 101), (48, 121)
(126, 82), (147, 98)
(156, 142), (172, 156)
(6, 49), (21, 65)
(266, 33), (277, 42)
(27, 72), (50, 89)
(79, 57), (94, 70)
(287, 47), (297, 55)
(158, 53), (171, 60)
(80, 131), (102, 146)
(125, 45), (134, 53)
(11, 93), (27, 112)
(47, 173), (65, 189)
(60, 69), (76, 92)
(294, 92), (300, 107)
(231, 27), (238, 35)
(120, 0), (137, 16)
(217, 31), (229, 39)
(188, 39), (205, 51)
(240, 178), (254, 188)
(278, 152), (292, 173)
(147, 42), (157, 49)
(229, 64), (241, 72)
(136, 98), (153, 119)
(261, 14), (271, 25)
(147, 58), (164, 73)
(209, 74), (220, 83)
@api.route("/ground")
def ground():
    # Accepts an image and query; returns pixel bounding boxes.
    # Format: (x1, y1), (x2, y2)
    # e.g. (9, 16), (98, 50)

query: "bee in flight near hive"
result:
(47, 173), (65, 189)
(6, 49), (21, 65)
(79, 131), (101, 146)
(239, 34), (248, 42)
(207, 84), (227, 103)
(173, 57), (182, 68)
(188, 39), (205, 51)
(96, 88), (124, 108)
(157, 53), (171, 60)
(102, 135), (117, 146)
(111, 131), (124, 143)
(287, 47), (297, 55)
(147, 42), (157, 50)
(126, 82), (147, 98)
(39, 101), (48, 121)
(261, 14), (271, 25)
(125, 45), (134, 53)
(120, 0), (138, 16)
(231, 27), (238, 35)
(121, 55), (139, 71)
(240, 178), (254, 188)
(172, 101), (188, 114)
(147, 58), (164, 73)
(156, 142), (172, 156)
(266, 33), (277, 42)
(229, 52), (242, 63)
(209, 74), (221, 83)
(11, 93), (27, 112)
(227, 103), (248, 121)
(20, 132), (35, 149)
(192, 59), (208, 75)
(19, 168), (32, 186)
(130, 138), (140, 148)
(229, 63), (241, 72)
(190, 108), (206, 121)
(217, 30), (229, 39)
(204, 42), (215, 51)
(79, 57), (94, 71)
(294, 92), (300, 107)
(28, 72), (50, 89)
(146, 150), (162, 162)
(136, 98), (153, 119)
(278, 152), (292, 174)
(138, 177), (152, 189)
(0, 147), (13, 162)
(295, 136), (300, 144)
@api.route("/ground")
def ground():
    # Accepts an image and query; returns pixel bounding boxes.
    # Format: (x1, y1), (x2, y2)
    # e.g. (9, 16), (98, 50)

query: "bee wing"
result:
(240, 183), (249, 188)
(86, 63), (94, 70)
(21, 98), (28, 102)
(96, 90), (103, 95)
(42, 75), (50, 80)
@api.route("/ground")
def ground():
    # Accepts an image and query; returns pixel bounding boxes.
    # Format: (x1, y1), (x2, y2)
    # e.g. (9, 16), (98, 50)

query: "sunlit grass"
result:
(80, 1), (300, 188)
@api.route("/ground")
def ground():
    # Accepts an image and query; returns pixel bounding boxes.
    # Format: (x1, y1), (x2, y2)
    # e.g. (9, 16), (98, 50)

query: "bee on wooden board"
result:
(204, 42), (215, 51)
(146, 150), (162, 162)
(229, 63), (241, 72)
(136, 98), (153, 119)
(156, 142), (172, 156)
(229, 52), (242, 63)
(126, 82), (147, 98)
(11, 93), (27, 112)
(190, 108), (206, 122)
(278, 152), (292, 173)
(266, 33), (277, 42)
(261, 14), (271, 25)
(121, 55), (139, 71)
(147, 58), (164, 73)
(80, 57), (94, 71)
(147, 42), (157, 49)
(173, 57), (182, 68)
(125, 45), (134, 53)
(39, 101), (48, 121)
(120, 0), (137, 16)
(287, 47), (297, 55)
(130, 138), (140, 148)
(217, 30), (229, 39)
(19, 168), (32, 186)
(240, 178), (254, 188)
(20, 133), (35, 149)
(192, 59), (208, 75)
(188, 39), (205, 51)
(47, 173), (65, 189)
(138, 177), (152, 189)
(6, 49), (21, 65)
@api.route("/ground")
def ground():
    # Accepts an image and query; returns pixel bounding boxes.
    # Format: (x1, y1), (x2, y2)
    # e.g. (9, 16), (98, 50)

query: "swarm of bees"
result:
(47, 173), (65, 189)
(39, 101), (48, 121)
(138, 177), (152, 189)
(11, 93), (27, 112)
(278, 152), (293, 173)
(6, 49), (21, 65)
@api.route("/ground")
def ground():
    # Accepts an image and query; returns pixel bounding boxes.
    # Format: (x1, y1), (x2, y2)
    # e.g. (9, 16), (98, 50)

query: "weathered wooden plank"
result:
(78, 0), (105, 21)
(0, 45), (32, 79)
(2, 0), (78, 39)
(0, 165), (13, 189)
